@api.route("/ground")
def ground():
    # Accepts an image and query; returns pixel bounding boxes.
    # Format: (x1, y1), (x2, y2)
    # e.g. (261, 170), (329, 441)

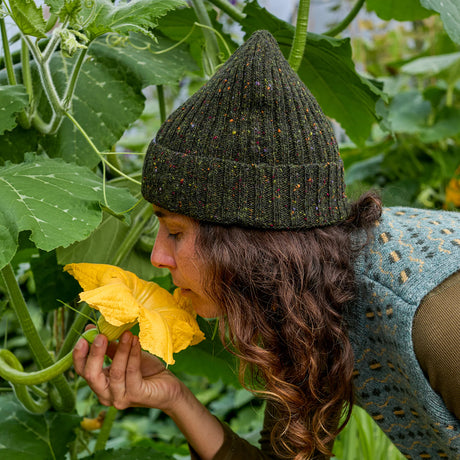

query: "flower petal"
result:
(138, 305), (205, 365)
(64, 263), (133, 291)
(138, 307), (174, 364)
(79, 283), (140, 326)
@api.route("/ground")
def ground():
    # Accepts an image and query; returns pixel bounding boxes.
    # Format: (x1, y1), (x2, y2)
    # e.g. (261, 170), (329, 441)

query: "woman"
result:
(73, 31), (460, 459)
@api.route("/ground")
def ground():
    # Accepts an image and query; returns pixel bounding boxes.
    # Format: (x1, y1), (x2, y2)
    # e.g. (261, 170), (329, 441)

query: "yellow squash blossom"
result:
(64, 263), (205, 365)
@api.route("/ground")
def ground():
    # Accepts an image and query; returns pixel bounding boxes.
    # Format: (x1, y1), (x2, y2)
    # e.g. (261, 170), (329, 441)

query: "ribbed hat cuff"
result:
(142, 143), (350, 229)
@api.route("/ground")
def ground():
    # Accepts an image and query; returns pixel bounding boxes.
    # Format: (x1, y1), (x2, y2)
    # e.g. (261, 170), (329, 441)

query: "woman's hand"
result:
(73, 328), (184, 412)
(73, 326), (226, 459)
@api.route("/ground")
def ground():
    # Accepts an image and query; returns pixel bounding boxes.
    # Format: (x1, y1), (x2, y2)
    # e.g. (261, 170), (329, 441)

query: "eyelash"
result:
(168, 232), (181, 240)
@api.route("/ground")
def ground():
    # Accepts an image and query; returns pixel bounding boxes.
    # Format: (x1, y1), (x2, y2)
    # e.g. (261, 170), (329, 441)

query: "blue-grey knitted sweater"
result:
(348, 207), (460, 459)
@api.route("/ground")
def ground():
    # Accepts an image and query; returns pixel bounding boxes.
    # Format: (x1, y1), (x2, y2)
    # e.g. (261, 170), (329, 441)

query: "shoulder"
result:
(354, 206), (460, 306)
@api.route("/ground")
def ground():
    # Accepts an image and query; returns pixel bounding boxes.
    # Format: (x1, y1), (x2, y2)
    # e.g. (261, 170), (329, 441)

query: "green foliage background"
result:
(0, 0), (458, 458)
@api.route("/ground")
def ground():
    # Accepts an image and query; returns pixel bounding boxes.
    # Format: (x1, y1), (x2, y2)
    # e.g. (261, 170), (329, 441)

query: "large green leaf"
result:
(80, 0), (187, 41)
(0, 394), (81, 459)
(366, 0), (434, 21)
(0, 156), (136, 269)
(0, 85), (29, 135)
(157, 6), (238, 74)
(241, 1), (384, 146)
(385, 91), (431, 134)
(401, 52), (460, 86)
(89, 33), (198, 88)
(171, 318), (239, 387)
(421, 0), (460, 45)
(57, 211), (165, 281)
(8, 0), (47, 38)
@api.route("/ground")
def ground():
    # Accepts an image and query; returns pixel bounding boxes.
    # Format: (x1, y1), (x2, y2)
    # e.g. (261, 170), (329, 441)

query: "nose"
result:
(150, 232), (176, 270)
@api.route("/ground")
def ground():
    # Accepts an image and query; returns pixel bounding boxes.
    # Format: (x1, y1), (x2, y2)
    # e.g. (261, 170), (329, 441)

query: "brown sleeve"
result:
(412, 269), (460, 419)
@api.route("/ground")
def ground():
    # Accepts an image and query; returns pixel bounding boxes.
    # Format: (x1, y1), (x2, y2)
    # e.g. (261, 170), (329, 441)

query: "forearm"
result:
(165, 381), (225, 460)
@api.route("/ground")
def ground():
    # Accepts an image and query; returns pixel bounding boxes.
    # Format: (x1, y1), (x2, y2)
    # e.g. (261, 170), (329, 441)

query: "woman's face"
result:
(150, 205), (219, 318)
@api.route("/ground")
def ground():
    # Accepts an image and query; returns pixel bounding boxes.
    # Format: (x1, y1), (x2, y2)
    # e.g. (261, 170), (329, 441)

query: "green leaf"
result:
(171, 318), (240, 387)
(89, 32), (198, 88)
(45, 0), (82, 24)
(385, 91), (431, 134)
(57, 211), (165, 282)
(30, 249), (80, 312)
(8, 0), (47, 38)
(419, 107), (460, 143)
(82, 0), (187, 41)
(157, 6), (238, 75)
(0, 156), (136, 269)
(0, 394), (81, 459)
(241, 1), (384, 146)
(0, 85), (29, 135)
(401, 52), (460, 86)
(420, 0), (460, 45)
(366, 0), (434, 21)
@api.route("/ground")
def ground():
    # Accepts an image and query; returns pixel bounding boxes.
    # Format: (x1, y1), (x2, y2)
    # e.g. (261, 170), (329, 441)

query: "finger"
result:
(125, 335), (144, 397)
(85, 324), (96, 331)
(109, 332), (133, 403)
(83, 334), (111, 393)
(73, 337), (89, 376)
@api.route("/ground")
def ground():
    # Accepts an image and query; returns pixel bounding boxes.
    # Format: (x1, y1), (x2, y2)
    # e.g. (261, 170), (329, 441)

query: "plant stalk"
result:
(288, 0), (311, 72)
(324, 0), (365, 37)
(157, 85), (166, 123)
(0, 263), (76, 411)
(191, 0), (221, 75)
(0, 16), (17, 85)
(95, 406), (118, 451)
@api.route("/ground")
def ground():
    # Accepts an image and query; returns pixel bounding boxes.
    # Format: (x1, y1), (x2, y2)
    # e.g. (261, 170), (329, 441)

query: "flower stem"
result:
(288, 0), (311, 72)
(0, 329), (96, 386)
(324, 0), (365, 37)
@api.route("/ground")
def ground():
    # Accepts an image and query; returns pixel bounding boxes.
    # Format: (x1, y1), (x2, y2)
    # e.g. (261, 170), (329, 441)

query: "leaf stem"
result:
(206, 0), (246, 22)
(324, 0), (365, 37)
(288, 0), (311, 72)
(62, 47), (88, 111)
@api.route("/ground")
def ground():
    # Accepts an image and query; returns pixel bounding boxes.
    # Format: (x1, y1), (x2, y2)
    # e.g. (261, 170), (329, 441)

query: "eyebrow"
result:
(153, 210), (167, 219)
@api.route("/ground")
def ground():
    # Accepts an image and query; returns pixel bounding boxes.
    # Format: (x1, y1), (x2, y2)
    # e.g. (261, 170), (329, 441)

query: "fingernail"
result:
(94, 335), (104, 347)
(75, 339), (84, 350)
(120, 332), (130, 344)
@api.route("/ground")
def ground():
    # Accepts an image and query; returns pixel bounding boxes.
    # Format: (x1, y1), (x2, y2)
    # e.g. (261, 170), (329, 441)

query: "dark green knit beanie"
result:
(142, 30), (349, 229)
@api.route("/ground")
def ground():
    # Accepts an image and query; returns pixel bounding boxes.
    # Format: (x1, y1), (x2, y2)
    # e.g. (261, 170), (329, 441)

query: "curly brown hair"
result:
(194, 191), (382, 459)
